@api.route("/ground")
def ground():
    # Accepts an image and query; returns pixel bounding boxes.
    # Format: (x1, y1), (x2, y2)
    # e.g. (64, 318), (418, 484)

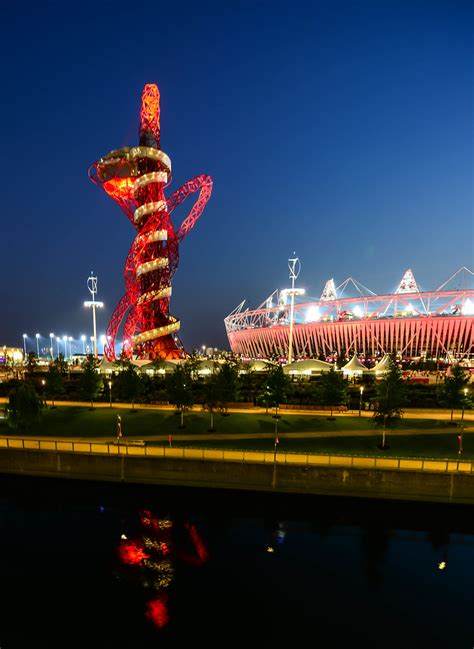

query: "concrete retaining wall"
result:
(0, 447), (473, 504)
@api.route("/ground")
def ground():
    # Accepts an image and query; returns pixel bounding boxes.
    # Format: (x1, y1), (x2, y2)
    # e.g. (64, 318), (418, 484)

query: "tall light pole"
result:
(49, 333), (54, 360)
(62, 335), (68, 359)
(84, 272), (104, 358)
(461, 388), (468, 421)
(56, 336), (60, 358)
(286, 255), (305, 365)
(35, 333), (40, 358)
(22, 333), (27, 359)
(359, 386), (364, 417)
(68, 336), (73, 359)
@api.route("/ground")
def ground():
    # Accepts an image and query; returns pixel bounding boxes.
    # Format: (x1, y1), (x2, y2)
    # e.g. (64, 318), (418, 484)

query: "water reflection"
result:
(114, 508), (209, 629)
(2, 478), (474, 647)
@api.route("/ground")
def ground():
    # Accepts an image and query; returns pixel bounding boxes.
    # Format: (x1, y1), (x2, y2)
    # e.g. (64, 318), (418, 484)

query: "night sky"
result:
(1, 1), (472, 354)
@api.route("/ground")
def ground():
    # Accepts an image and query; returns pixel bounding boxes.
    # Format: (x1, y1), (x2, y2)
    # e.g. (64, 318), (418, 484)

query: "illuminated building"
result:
(225, 267), (474, 361)
(0, 347), (23, 364)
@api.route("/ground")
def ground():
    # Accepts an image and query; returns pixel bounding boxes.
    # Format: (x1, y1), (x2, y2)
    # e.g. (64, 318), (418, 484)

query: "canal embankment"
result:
(1, 436), (473, 505)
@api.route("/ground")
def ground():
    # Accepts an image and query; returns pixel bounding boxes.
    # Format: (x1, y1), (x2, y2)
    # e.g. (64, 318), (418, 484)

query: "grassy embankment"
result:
(0, 404), (471, 459)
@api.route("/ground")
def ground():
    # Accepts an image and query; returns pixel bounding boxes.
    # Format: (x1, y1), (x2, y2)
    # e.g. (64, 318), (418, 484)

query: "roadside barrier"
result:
(0, 435), (472, 475)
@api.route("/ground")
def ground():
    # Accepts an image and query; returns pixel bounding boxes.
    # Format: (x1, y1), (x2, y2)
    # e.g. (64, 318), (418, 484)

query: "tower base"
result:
(135, 334), (186, 361)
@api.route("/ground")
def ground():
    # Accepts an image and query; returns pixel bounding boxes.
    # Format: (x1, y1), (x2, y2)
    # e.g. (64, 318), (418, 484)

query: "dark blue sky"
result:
(1, 0), (472, 353)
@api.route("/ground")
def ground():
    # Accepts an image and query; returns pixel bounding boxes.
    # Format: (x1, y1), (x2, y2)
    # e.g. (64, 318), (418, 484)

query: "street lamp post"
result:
(62, 336), (68, 359)
(35, 333), (40, 358)
(359, 386), (364, 417)
(55, 336), (60, 358)
(461, 387), (468, 421)
(108, 380), (112, 408)
(458, 425), (464, 456)
(68, 336), (73, 359)
(84, 273), (104, 358)
(22, 334), (27, 359)
(49, 333), (54, 360)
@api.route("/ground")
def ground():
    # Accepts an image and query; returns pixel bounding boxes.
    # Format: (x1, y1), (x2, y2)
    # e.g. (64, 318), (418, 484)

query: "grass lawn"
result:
(161, 433), (473, 460)
(0, 404), (462, 437)
(0, 405), (470, 459)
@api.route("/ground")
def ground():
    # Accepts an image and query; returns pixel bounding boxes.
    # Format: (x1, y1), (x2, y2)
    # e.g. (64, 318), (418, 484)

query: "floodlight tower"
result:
(88, 84), (213, 361)
(84, 273), (104, 358)
(286, 255), (305, 365)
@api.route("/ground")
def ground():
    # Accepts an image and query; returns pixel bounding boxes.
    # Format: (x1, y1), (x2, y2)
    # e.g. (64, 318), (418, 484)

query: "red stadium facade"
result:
(225, 268), (474, 362)
(89, 84), (212, 360)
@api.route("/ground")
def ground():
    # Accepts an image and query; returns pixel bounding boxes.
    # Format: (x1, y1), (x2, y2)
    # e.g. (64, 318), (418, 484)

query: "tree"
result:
(54, 353), (68, 376)
(45, 362), (65, 408)
(202, 371), (219, 432)
(184, 350), (201, 381)
(26, 351), (38, 374)
(8, 382), (43, 432)
(265, 364), (288, 417)
(438, 364), (471, 421)
(372, 358), (408, 448)
(215, 361), (239, 414)
(115, 362), (144, 411)
(320, 367), (348, 417)
(166, 365), (194, 428)
(80, 355), (102, 409)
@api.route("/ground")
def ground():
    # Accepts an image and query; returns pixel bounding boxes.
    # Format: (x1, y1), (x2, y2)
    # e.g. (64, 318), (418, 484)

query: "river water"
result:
(0, 474), (472, 648)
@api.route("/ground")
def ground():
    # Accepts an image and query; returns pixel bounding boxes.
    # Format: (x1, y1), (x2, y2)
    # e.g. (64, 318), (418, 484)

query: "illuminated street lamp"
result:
(22, 333), (27, 358)
(461, 388), (468, 421)
(68, 336), (73, 359)
(359, 386), (364, 417)
(49, 333), (55, 360)
(35, 333), (40, 358)
(62, 335), (68, 359)
(108, 380), (112, 408)
(84, 272), (104, 358)
(81, 335), (86, 354)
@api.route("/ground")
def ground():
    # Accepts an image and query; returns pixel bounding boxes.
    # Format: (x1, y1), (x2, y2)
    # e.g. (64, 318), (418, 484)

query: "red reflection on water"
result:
(116, 510), (209, 631)
(118, 540), (149, 565)
(180, 523), (209, 566)
(145, 594), (169, 628)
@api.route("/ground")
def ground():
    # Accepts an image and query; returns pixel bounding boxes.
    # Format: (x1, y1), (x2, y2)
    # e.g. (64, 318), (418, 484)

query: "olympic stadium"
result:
(224, 266), (474, 362)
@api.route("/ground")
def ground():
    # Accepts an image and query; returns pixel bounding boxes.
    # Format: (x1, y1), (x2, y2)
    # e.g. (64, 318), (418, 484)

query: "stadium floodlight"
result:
(84, 273), (104, 358)
(462, 298), (474, 316)
(287, 256), (303, 364)
(305, 306), (320, 323)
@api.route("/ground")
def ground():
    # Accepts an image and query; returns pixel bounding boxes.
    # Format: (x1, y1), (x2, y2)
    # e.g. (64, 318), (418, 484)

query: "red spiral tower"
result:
(89, 84), (213, 360)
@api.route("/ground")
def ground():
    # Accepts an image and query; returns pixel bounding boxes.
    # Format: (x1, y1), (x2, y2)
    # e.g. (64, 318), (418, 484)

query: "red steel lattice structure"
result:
(89, 84), (212, 360)
(225, 280), (474, 361)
